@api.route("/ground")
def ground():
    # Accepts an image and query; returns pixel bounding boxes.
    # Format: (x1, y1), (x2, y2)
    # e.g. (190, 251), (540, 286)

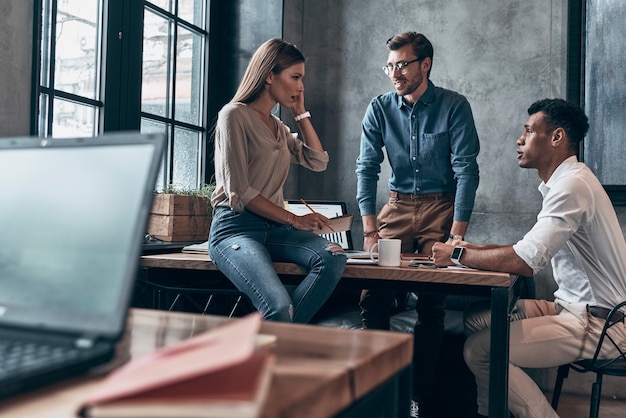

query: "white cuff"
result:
(294, 111), (311, 122)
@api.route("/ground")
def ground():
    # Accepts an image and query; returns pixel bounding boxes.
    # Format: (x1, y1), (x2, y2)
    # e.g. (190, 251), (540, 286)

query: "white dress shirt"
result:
(513, 156), (626, 309)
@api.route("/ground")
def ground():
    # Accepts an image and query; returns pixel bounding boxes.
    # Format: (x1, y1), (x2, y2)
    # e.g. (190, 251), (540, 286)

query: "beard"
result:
(393, 75), (424, 98)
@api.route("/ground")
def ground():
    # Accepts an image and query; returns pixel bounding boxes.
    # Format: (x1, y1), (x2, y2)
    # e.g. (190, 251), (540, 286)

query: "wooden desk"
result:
(140, 253), (522, 418)
(0, 308), (412, 418)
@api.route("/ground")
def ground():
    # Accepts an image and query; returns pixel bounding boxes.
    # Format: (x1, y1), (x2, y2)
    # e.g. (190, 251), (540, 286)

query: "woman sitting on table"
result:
(208, 38), (346, 323)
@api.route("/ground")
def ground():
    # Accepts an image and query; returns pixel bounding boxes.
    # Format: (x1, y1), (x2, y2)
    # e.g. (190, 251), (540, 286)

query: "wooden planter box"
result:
(147, 194), (212, 242)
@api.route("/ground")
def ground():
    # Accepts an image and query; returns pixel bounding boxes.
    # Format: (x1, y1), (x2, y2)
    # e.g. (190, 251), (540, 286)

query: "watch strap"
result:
(451, 246), (465, 267)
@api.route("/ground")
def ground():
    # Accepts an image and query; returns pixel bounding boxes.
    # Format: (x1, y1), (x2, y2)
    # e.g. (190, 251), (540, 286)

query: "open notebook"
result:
(0, 132), (165, 399)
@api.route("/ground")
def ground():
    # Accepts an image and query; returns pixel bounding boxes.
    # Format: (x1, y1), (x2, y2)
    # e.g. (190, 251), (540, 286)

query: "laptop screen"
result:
(0, 133), (164, 338)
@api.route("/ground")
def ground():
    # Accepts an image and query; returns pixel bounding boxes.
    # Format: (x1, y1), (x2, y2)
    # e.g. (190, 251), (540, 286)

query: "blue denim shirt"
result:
(356, 81), (480, 222)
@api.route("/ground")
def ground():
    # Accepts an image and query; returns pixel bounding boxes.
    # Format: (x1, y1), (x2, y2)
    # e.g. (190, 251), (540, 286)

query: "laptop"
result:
(0, 132), (165, 399)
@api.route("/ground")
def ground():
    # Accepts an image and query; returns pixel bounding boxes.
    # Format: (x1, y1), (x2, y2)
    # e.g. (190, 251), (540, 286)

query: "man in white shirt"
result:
(431, 98), (626, 418)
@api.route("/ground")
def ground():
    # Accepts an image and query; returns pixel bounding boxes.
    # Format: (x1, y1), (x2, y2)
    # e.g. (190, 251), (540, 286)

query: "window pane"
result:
(147, 0), (171, 13)
(172, 127), (200, 189)
(55, 0), (101, 100)
(52, 99), (98, 138)
(142, 10), (172, 118)
(141, 118), (168, 190)
(141, 118), (168, 135)
(179, 0), (205, 28)
(176, 27), (204, 125)
(139, 1), (208, 190)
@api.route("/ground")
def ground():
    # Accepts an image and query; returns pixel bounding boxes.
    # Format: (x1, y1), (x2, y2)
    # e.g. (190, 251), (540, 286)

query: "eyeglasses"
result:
(382, 58), (422, 76)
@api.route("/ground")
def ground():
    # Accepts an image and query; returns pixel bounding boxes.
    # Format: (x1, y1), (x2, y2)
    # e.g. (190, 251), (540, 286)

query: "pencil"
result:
(300, 199), (335, 232)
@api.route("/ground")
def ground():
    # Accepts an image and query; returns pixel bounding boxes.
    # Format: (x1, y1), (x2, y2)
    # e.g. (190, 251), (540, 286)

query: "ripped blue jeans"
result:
(208, 206), (346, 323)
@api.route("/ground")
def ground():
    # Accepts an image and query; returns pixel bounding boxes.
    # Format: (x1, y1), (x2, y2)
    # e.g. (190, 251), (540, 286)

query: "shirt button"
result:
(415, 169), (419, 173)
(416, 187), (420, 192)
(412, 136), (416, 140)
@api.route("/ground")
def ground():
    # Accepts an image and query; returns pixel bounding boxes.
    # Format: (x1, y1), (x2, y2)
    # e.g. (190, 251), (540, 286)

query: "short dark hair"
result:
(527, 98), (589, 150)
(386, 32), (433, 76)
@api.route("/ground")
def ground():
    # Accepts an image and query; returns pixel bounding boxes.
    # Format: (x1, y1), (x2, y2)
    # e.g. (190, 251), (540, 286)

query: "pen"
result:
(300, 199), (335, 232)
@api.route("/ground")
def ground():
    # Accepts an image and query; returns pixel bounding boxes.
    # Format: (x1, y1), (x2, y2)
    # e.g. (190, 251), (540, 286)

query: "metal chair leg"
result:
(551, 364), (570, 410)
(168, 293), (181, 311)
(589, 373), (603, 418)
(201, 294), (214, 315)
(229, 295), (244, 317)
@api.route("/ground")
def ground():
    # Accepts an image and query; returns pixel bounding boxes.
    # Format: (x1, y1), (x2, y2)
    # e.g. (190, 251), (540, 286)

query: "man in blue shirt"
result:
(356, 32), (480, 417)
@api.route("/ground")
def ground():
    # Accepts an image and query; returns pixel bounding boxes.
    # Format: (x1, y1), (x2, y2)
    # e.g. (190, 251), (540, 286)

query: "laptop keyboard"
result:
(0, 332), (115, 399)
(0, 338), (83, 377)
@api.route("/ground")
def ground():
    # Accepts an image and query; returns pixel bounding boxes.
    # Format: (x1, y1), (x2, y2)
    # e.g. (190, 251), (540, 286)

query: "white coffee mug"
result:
(369, 239), (401, 266)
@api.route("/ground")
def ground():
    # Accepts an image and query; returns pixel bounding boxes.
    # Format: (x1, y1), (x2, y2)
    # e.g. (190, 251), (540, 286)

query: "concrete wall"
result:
(283, 0), (567, 253)
(283, 0), (626, 398)
(282, 0), (574, 301)
(0, 0), (33, 137)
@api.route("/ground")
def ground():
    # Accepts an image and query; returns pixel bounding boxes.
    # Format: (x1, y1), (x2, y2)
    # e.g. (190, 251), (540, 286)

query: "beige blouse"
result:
(211, 103), (329, 212)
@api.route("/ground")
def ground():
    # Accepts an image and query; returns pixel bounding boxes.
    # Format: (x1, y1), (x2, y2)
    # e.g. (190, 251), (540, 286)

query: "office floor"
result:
(550, 393), (626, 417)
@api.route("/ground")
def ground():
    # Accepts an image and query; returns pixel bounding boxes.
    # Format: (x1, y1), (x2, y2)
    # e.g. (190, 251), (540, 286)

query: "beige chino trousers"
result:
(464, 298), (626, 418)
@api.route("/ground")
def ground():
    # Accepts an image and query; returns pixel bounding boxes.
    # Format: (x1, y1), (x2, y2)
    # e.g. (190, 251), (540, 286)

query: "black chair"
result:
(134, 269), (255, 317)
(551, 300), (626, 418)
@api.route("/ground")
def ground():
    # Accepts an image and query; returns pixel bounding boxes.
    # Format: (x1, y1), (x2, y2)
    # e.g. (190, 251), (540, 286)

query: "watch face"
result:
(452, 247), (463, 259)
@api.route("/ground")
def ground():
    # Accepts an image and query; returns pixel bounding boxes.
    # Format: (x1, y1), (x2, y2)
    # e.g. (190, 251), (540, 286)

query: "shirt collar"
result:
(539, 155), (579, 195)
(396, 80), (436, 109)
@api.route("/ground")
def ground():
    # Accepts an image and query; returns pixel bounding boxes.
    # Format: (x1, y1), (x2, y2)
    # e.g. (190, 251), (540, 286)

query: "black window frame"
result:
(31, 0), (215, 188)
(32, 0), (285, 187)
(567, 0), (626, 205)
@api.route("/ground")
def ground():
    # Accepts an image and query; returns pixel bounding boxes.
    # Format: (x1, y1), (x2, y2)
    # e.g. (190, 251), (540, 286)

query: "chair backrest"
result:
(552, 300), (626, 416)
(587, 300), (626, 373)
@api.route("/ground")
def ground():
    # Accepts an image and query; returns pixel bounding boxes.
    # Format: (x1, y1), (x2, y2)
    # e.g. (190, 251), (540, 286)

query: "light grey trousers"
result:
(463, 298), (626, 418)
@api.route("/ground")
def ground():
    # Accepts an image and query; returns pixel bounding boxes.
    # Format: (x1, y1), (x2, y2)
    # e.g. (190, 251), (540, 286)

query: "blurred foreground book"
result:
(78, 313), (274, 418)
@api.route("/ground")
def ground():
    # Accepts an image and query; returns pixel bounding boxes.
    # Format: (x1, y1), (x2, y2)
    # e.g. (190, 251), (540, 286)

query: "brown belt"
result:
(389, 191), (455, 201)
(589, 306), (625, 322)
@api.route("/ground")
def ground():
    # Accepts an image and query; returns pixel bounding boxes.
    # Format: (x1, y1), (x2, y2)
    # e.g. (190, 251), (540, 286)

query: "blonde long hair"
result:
(230, 38), (305, 104)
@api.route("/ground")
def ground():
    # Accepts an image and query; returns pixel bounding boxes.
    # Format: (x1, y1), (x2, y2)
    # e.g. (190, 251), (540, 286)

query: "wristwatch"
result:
(451, 246), (465, 267)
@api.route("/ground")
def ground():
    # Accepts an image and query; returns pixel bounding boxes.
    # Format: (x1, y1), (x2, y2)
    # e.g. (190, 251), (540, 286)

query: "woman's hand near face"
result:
(290, 91), (325, 152)
(290, 89), (306, 116)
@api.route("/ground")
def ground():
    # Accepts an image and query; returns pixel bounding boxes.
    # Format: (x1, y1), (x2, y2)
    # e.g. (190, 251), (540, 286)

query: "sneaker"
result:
(410, 399), (419, 418)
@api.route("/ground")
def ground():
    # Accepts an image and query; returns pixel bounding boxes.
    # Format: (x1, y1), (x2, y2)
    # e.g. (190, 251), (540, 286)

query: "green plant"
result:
(154, 183), (215, 218)
(156, 182), (215, 198)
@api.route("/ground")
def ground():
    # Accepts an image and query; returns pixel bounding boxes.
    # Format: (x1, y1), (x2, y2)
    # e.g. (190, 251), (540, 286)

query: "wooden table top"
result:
(141, 252), (514, 289)
(1, 308), (412, 418)
(139, 252), (520, 418)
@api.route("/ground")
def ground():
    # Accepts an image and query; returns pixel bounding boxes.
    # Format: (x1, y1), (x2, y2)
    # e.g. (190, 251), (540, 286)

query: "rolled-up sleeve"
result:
(449, 99), (480, 222)
(287, 130), (329, 172)
(356, 100), (385, 216)
(513, 218), (565, 275)
(513, 175), (593, 275)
